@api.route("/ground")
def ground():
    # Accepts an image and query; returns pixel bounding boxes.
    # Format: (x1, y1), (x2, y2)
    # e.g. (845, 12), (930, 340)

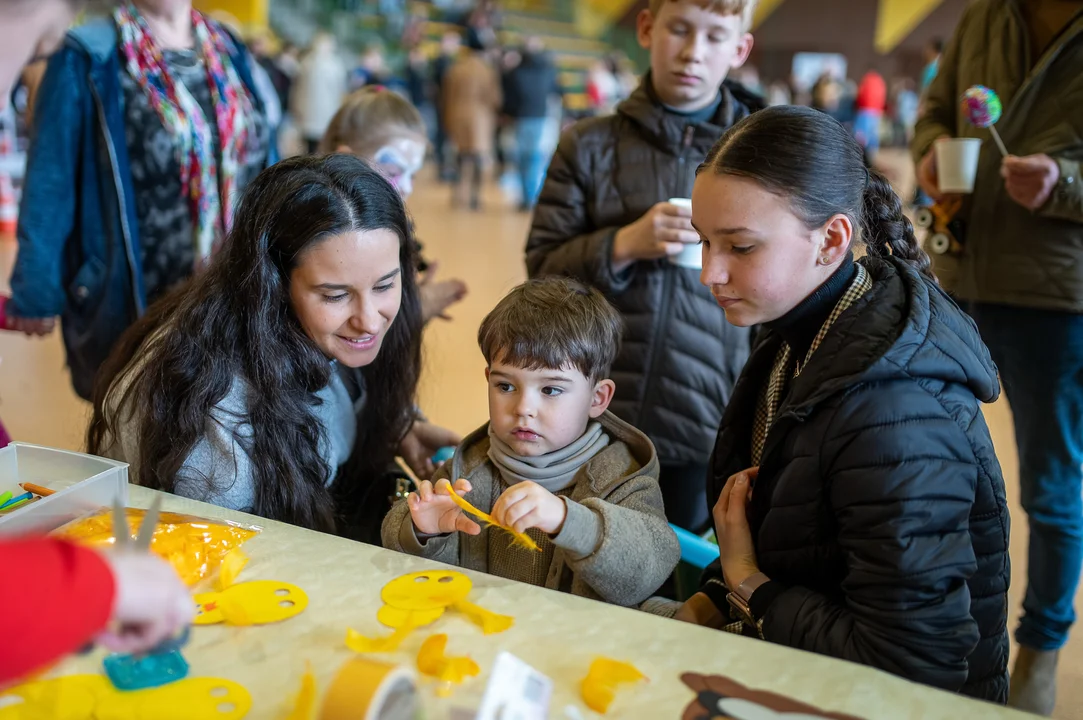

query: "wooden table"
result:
(41, 486), (1026, 719)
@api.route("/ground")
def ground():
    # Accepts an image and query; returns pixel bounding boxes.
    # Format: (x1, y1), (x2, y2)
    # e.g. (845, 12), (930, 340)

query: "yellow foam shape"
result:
(452, 599), (514, 635)
(194, 580), (308, 626)
(442, 483), (541, 552)
(376, 604), (444, 630)
(0, 676), (251, 720)
(580, 658), (648, 714)
(345, 626), (416, 654)
(0, 675), (110, 720)
(283, 663), (317, 720)
(381, 571), (473, 612)
(100, 677), (251, 719)
(416, 635), (479, 697)
(217, 548), (249, 591)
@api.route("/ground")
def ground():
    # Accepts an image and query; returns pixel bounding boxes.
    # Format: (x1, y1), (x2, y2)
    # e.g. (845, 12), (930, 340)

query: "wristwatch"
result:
(726, 572), (770, 633)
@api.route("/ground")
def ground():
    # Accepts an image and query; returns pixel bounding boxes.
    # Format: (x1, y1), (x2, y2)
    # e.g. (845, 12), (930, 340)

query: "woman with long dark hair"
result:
(87, 154), (458, 538)
(675, 106), (1011, 703)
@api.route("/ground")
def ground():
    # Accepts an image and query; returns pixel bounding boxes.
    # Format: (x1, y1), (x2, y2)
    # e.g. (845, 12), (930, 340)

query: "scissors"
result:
(101, 495), (192, 689)
(109, 495), (191, 651)
(112, 494), (161, 553)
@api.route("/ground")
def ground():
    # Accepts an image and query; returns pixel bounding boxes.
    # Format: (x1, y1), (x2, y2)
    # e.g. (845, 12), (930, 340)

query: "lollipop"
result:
(961, 85), (1008, 157)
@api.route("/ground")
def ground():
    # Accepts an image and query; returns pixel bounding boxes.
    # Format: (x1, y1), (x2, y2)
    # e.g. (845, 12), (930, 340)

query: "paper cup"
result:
(935, 138), (982, 194)
(667, 198), (702, 269)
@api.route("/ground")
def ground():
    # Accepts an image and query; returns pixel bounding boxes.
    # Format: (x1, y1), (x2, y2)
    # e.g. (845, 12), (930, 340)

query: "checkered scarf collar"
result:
(751, 264), (874, 466)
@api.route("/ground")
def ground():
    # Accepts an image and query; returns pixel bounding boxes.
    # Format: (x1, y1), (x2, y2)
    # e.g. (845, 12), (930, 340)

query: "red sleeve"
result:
(0, 537), (116, 685)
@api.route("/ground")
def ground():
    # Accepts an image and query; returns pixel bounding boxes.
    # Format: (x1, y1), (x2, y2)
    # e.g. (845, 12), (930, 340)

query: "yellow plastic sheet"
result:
(54, 508), (260, 587)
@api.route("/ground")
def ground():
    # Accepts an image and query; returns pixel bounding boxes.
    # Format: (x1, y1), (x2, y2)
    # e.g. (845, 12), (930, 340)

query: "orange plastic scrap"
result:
(580, 658), (648, 714)
(54, 508), (260, 587)
(452, 599), (514, 635)
(345, 625), (416, 654)
(416, 634), (480, 697)
(283, 663), (317, 720)
(442, 483), (541, 552)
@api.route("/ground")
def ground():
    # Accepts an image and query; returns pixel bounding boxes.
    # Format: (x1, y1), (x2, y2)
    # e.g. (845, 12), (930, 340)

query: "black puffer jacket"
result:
(707, 257), (1010, 703)
(526, 76), (760, 466)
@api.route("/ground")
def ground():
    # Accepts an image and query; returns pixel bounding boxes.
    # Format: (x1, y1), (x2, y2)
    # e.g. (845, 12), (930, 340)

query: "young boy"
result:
(525, 0), (760, 535)
(381, 278), (680, 607)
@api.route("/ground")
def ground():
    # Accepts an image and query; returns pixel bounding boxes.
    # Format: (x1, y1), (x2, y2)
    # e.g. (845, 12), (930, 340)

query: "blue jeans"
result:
(970, 302), (1083, 650)
(515, 117), (549, 208)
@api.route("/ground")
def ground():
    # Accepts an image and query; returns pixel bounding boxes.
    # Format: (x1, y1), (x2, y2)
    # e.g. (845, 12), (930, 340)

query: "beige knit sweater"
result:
(380, 411), (680, 607)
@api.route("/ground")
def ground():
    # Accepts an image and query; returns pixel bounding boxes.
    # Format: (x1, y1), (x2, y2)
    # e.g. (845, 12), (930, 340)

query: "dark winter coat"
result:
(708, 257), (1011, 703)
(503, 51), (561, 119)
(526, 75), (762, 466)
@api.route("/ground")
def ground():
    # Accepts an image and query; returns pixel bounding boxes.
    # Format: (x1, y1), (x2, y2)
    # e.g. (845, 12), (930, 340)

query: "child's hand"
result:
(400, 421), (462, 480)
(491, 481), (567, 536)
(97, 552), (194, 655)
(418, 261), (469, 323)
(409, 478), (482, 536)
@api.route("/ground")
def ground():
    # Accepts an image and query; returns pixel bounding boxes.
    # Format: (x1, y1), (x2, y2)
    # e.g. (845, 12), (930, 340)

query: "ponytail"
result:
(861, 170), (937, 283)
(699, 106), (939, 285)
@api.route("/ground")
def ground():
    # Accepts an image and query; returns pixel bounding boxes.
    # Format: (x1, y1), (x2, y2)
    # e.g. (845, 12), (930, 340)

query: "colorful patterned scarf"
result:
(115, 3), (254, 261)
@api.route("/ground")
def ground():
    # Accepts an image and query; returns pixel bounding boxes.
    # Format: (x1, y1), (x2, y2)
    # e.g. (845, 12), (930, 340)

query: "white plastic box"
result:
(0, 442), (129, 536)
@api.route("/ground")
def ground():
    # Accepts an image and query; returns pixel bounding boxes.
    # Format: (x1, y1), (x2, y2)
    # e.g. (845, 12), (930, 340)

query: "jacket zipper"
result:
(636, 126), (697, 436)
(89, 78), (145, 317)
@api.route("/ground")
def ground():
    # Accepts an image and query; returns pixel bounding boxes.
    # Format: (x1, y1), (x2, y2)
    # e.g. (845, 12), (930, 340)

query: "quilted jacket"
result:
(707, 257), (1011, 703)
(911, 0), (1083, 310)
(526, 75), (760, 466)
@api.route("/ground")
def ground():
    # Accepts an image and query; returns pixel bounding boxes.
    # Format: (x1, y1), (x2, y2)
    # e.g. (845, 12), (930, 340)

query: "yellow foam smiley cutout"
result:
(194, 580), (309, 626)
(0, 676), (252, 720)
(345, 571), (513, 654)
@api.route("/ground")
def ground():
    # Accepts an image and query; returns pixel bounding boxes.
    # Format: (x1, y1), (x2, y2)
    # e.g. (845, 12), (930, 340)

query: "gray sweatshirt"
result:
(102, 355), (362, 513)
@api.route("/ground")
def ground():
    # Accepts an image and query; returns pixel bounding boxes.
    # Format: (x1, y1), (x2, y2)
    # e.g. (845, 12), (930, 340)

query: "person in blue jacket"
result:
(6, 0), (275, 401)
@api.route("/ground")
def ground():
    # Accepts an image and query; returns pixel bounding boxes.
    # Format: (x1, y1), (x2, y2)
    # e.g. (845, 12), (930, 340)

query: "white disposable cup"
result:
(935, 138), (982, 194)
(666, 197), (701, 269)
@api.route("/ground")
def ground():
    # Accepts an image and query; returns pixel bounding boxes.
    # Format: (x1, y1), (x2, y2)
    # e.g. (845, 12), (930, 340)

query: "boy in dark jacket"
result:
(526, 0), (760, 533)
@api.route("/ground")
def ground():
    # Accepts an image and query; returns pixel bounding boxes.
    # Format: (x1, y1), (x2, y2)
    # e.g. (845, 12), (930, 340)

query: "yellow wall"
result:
(579, 0), (789, 38)
(752, 0), (787, 29)
(576, 0), (638, 38)
(193, 0), (268, 29)
(874, 0), (944, 53)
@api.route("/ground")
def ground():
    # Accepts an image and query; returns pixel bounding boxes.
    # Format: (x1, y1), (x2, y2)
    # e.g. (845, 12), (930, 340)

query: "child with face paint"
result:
(321, 87), (468, 324)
